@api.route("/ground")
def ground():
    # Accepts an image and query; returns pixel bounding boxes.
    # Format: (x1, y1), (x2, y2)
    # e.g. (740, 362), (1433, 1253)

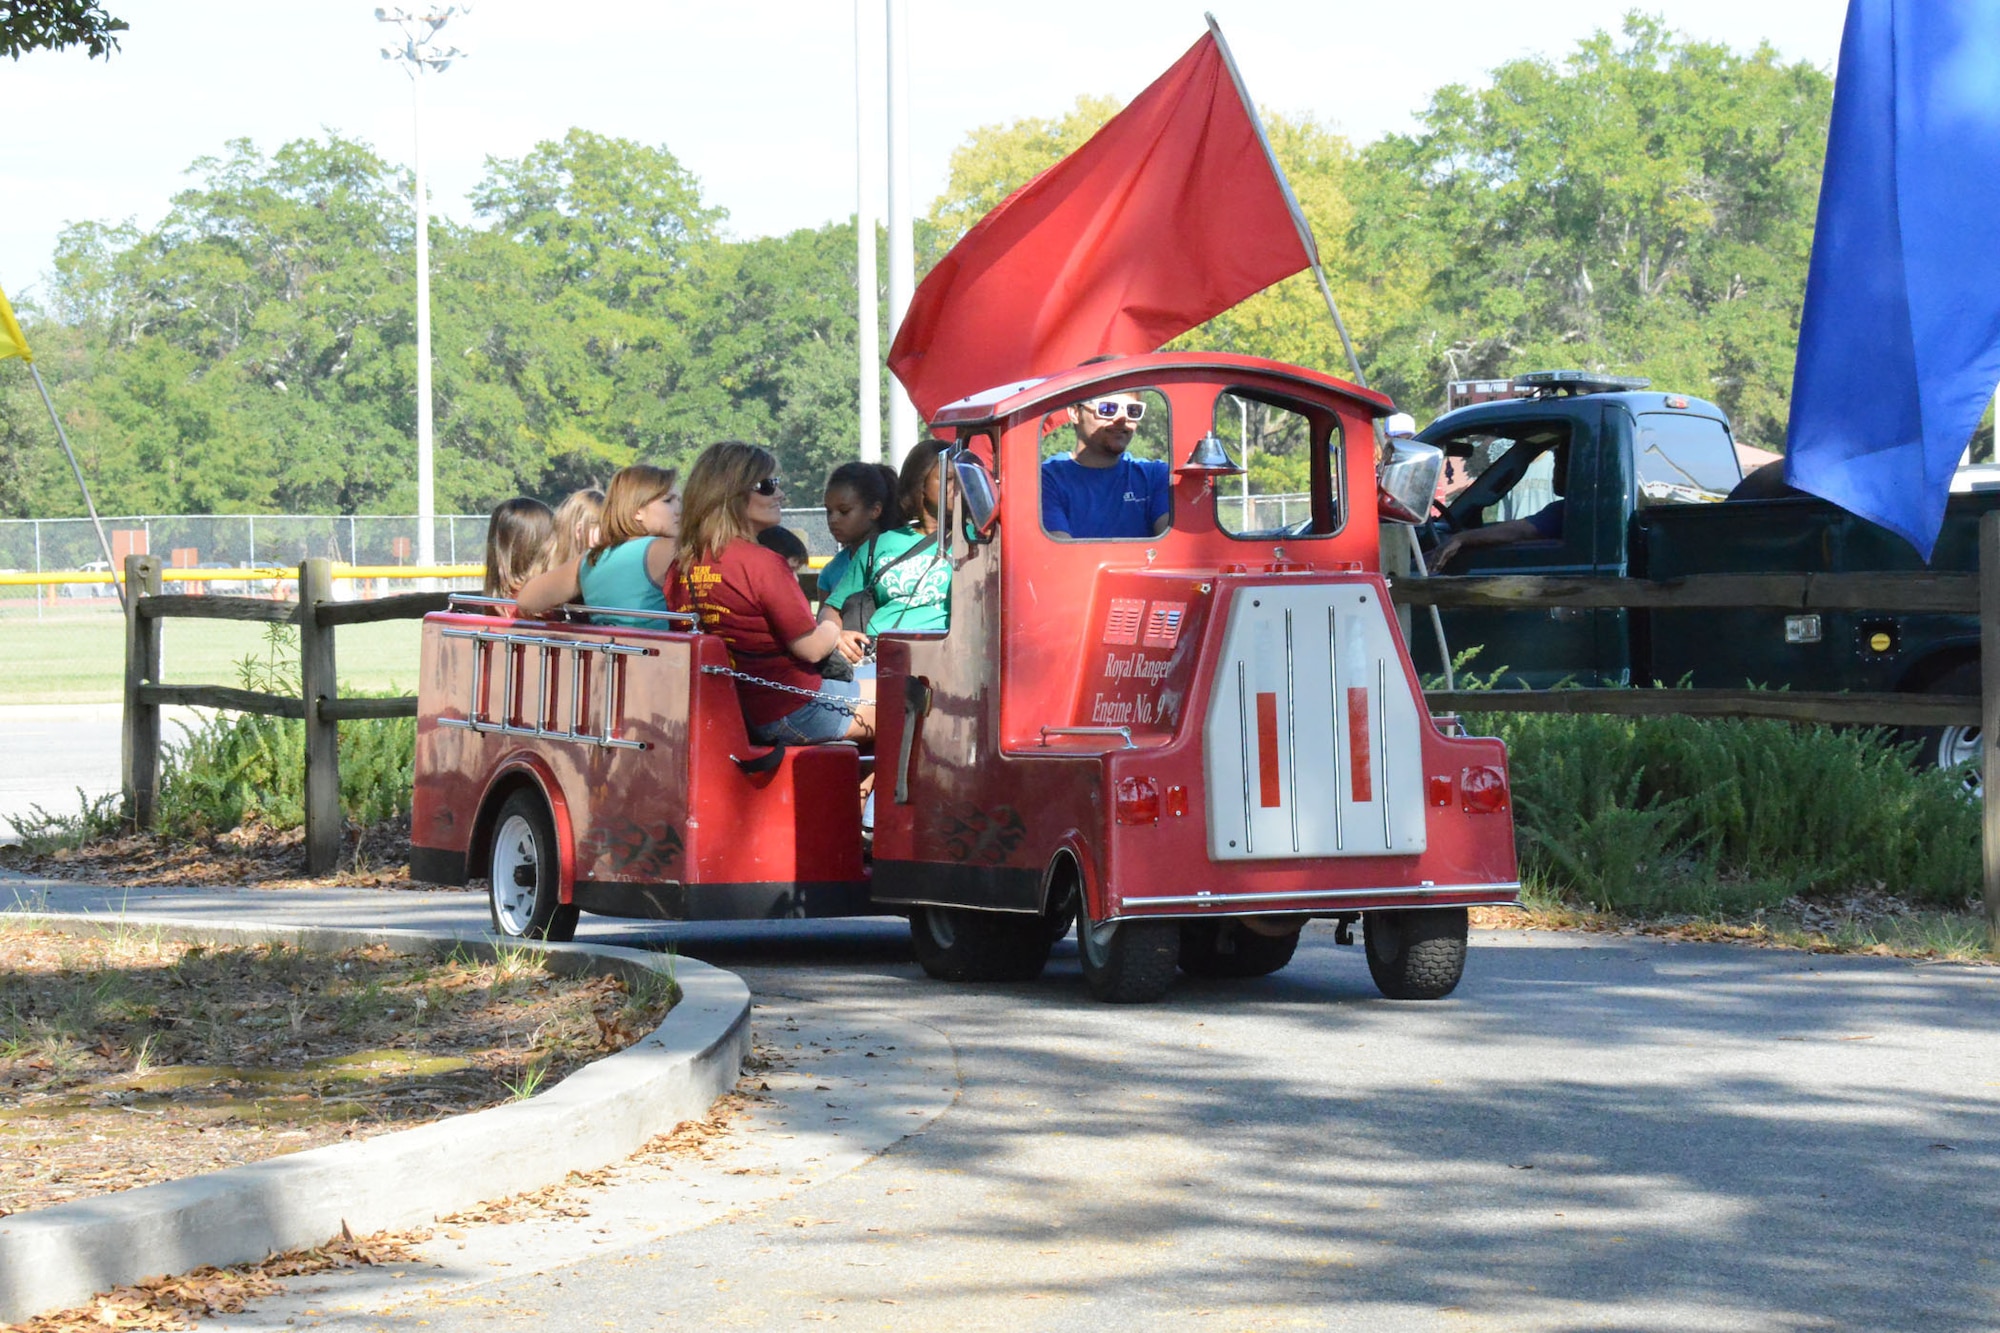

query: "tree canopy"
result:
(2, 0), (125, 60)
(1, 14), (1835, 520)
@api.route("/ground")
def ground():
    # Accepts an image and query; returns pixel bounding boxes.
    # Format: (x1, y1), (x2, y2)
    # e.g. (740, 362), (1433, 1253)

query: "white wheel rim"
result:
(491, 814), (541, 936)
(1938, 725), (1984, 799)
(927, 907), (957, 950)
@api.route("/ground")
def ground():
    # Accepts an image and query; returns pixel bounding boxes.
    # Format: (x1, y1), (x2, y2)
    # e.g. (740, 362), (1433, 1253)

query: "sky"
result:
(0, 1), (1846, 306)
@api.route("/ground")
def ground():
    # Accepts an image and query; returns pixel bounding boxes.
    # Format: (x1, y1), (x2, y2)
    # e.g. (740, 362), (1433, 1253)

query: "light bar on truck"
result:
(1513, 370), (1651, 397)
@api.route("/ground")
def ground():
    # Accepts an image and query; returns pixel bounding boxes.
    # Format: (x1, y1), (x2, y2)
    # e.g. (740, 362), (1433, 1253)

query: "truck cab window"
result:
(1213, 392), (1338, 538)
(1039, 387), (1173, 540)
(1435, 422), (1572, 538)
(1634, 413), (1741, 504)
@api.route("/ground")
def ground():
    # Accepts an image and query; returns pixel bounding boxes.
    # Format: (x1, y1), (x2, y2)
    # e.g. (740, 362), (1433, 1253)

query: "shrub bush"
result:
(155, 625), (415, 838)
(1465, 709), (1979, 913)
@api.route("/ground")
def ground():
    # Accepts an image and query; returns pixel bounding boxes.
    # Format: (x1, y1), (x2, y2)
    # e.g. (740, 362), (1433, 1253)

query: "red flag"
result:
(888, 32), (1312, 419)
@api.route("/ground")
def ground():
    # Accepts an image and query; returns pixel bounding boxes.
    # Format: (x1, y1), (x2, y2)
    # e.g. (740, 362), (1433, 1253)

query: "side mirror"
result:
(951, 450), (1000, 542)
(1377, 437), (1444, 526)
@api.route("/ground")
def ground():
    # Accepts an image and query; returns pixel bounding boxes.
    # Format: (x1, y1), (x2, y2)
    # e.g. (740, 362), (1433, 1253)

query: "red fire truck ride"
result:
(411, 352), (1520, 1003)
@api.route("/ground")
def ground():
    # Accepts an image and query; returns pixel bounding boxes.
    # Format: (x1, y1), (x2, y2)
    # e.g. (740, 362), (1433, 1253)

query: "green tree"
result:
(2, 0), (125, 60)
(1354, 13), (1832, 441)
(926, 96), (1121, 260)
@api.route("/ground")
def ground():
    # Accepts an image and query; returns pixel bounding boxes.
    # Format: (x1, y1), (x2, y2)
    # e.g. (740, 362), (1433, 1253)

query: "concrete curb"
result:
(0, 913), (751, 1323)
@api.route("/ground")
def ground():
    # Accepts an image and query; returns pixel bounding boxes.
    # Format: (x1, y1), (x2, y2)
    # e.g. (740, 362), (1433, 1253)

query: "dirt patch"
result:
(0, 816), (458, 892)
(0, 925), (675, 1217)
(1474, 888), (1994, 962)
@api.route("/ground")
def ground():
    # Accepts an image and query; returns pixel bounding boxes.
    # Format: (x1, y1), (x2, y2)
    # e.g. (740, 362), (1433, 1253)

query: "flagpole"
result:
(28, 362), (124, 610)
(1203, 13), (1367, 390)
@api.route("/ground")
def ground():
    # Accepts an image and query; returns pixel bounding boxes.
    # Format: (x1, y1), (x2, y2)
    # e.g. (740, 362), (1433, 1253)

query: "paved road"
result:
(7, 877), (1997, 1331)
(0, 705), (205, 841)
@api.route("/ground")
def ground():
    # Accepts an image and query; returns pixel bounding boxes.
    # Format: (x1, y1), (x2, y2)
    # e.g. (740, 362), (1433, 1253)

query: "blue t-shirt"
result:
(816, 547), (854, 602)
(1525, 499), (1565, 540)
(1041, 454), (1172, 539)
(577, 537), (669, 628)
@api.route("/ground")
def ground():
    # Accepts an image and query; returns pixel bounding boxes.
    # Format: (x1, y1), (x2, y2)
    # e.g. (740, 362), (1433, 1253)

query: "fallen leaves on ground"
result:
(0, 1222), (431, 1333)
(0, 927), (674, 1217)
(0, 816), (454, 892)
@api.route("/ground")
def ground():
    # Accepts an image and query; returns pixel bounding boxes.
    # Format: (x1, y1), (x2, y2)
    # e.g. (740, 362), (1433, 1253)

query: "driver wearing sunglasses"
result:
(1041, 390), (1172, 539)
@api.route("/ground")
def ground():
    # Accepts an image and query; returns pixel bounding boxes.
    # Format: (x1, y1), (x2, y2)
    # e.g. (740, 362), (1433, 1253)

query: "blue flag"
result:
(1785, 1), (2000, 561)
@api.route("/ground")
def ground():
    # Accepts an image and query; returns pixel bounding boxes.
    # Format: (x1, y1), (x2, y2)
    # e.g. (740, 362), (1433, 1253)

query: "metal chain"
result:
(699, 664), (863, 716)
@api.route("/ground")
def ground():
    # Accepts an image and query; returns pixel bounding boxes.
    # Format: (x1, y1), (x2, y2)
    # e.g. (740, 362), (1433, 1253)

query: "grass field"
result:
(0, 607), (423, 704)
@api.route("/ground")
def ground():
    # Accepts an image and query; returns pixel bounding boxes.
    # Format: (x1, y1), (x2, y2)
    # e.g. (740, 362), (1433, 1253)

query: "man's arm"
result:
(1426, 518), (1542, 571)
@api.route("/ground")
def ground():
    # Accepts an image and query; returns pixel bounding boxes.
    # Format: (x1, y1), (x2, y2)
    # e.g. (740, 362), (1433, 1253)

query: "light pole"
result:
(854, 0), (882, 464)
(884, 0), (917, 465)
(377, 5), (466, 570)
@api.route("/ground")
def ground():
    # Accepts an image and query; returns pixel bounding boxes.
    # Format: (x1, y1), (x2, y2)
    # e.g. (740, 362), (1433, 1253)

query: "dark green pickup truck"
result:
(1407, 372), (1993, 775)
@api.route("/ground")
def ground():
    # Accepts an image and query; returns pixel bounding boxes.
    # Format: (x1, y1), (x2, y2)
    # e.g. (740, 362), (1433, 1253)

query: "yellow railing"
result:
(0, 565), (484, 587)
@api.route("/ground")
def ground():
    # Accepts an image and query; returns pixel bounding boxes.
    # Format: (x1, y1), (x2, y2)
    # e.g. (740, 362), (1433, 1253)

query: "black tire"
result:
(1363, 907), (1467, 1000)
(1178, 919), (1301, 979)
(909, 906), (1051, 982)
(1077, 907), (1179, 1004)
(1898, 662), (1982, 799)
(486, 790), (578, 942)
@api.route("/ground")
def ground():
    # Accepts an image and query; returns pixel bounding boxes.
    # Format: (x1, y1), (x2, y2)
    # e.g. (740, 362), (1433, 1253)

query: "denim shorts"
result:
(750, 697), (854, 745)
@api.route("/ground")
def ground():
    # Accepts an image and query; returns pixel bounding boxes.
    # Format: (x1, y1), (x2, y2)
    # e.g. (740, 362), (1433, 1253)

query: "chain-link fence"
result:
(0, 510), (846, 574)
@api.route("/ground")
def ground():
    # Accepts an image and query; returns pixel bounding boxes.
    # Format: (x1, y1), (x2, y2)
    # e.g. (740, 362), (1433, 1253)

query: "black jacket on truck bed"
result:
(1408, 379), (1996, 772)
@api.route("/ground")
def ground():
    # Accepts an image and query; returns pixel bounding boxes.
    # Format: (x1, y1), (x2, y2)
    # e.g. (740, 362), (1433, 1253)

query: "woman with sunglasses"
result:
(1041, 391), (1172, 539)
(669, 442), (875, 747)
(515, 464), (679, 626)
(818, 440), (952, 653)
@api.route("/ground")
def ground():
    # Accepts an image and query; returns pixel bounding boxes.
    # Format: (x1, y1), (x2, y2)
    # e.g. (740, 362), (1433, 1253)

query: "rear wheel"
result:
(1363, 907), (1467, 1000)
(1899, 663), (1982, 799)
(1078, 905), (1179, 1004)
(1178, 919), (1301, 978)
(487, 790), (578, 942)
(909, 906), (1051, 982)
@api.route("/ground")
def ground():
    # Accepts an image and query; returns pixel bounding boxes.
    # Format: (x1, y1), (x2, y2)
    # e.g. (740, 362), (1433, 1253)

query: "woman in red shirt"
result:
(670, 442), (875, 746)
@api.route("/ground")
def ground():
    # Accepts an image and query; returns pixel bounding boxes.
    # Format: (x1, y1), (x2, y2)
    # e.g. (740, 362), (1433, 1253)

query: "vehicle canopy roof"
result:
(928, 351), (1395, 430)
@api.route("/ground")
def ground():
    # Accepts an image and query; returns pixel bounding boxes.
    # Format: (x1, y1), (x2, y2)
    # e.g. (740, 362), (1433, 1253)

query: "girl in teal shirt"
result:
(515, 464), (679, 625)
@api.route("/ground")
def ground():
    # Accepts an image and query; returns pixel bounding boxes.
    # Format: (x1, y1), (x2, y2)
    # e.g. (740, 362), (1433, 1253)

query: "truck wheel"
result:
(1363, 907), (1467, 1000)
(1078, 908), (1179, 1003)
(1899, 663), (1982, 799)
(1178, 919), (1301, 979)
(487, 790), (578, 942)
(909, 906), (1051, 982)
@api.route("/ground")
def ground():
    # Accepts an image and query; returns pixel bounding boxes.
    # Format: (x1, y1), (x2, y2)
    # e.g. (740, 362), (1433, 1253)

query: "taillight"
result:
(1116, 776), (1161, 825)
(1460, 765), (1509, 813)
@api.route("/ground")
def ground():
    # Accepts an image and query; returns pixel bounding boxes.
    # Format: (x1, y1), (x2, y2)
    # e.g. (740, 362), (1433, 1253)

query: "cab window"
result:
(1635, 412), (1740, 504)
(1434, 422), (1572, 539)
(1038, 387), (1173, 541)
(1213, 392), (1341, 538)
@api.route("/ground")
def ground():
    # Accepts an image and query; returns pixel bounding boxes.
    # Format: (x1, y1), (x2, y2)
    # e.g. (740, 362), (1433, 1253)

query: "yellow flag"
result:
(0, 283), (31, 363)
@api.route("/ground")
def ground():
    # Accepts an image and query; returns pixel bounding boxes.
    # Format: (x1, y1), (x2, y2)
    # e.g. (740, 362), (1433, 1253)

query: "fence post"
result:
(300, 557), (342, 874)
(1983, 512), (2000, 949)
(120, 553), (164, 830)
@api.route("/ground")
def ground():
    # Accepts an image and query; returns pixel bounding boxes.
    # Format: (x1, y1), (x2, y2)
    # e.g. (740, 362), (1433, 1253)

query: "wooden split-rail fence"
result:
(118, 513), (2000, 938)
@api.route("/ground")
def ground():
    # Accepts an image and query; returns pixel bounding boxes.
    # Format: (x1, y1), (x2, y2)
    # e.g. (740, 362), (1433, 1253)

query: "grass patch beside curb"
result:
(0, 925), (676, 1219)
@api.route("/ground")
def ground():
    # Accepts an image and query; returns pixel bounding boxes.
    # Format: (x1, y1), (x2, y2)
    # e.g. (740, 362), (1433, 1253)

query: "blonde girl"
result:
(515, 465), (678, 626)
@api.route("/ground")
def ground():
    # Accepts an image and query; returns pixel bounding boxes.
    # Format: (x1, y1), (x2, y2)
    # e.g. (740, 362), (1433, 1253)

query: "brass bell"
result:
(1175, 432), (1245, 477)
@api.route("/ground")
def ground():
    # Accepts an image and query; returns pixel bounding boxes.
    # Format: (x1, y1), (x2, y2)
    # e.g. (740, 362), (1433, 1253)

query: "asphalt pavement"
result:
(0, 704), (206, 841)
(4, 874), (1996, 1331)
